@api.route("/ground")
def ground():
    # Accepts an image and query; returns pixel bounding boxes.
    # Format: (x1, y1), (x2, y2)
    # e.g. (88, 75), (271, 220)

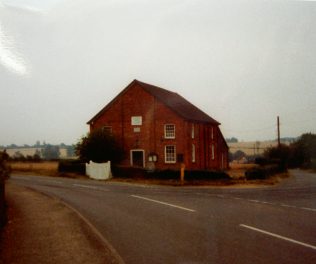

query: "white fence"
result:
(86, 161), (112, 180)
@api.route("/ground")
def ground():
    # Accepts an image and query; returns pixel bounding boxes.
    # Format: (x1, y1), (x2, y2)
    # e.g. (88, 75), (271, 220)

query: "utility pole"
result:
(277, 116), (280, 148)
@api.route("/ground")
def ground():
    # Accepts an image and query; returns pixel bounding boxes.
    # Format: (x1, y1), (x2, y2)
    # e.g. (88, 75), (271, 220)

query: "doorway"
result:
(131, 150), (145, 168)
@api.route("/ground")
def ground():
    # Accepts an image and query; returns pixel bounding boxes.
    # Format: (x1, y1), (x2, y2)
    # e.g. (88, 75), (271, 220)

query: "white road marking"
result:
(234, 197), (315, 212)
(300, 207), (316, 212)
(280, 204), (297, 208)
(73, 184), (108, 191)
(248, 199), (261, 203)
(240, 224), (316, 250)
(260, 201), (274, 205)
(44, 180), (62, 184)
(131, 195), (196, 212)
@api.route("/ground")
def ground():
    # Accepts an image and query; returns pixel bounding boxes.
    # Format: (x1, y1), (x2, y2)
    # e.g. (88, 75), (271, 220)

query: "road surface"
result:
(9, 170), (316, 264)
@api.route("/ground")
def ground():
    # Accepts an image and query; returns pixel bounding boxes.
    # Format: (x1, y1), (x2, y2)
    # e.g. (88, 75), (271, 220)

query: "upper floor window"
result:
(211, 144), (215, 160)
(211, 127), (214, 139)
(102, 126), (112, 134)
(191, 124), (195, 139)
(164, 124), (175, 139)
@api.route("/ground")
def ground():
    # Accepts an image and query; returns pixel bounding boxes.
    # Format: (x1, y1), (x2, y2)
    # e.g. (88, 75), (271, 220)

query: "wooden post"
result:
(180, 163), (185, 185)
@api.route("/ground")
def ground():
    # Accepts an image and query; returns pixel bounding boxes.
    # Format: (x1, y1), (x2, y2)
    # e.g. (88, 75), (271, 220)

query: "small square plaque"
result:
(131, 116), (142, 126)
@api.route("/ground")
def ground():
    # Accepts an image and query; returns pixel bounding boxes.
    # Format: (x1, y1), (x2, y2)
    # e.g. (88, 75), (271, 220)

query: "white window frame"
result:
(191, 124), (195, 139)
(192, 144), (196, 163)
(211, 144), (215, 160)
(165, 145), (176, 163)
(164, 124), (175, 139)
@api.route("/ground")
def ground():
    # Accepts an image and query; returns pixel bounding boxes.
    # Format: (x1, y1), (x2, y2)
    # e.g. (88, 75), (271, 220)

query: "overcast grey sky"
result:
(0, 0), (315, 146)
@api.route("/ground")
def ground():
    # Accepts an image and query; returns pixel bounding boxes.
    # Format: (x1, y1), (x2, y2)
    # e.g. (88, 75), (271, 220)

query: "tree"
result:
(230, 150), (247, 161)
(75, 129), (124, 163)
(226, 137), (238, 143)
(289, 133), (316, 168)
(264, 133), (316, 169)
(264, 144), (290, 170)
(41, 145), (60, 160)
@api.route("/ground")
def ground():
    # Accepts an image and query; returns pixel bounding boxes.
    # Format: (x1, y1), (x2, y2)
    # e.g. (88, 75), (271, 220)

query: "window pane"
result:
(165, 124), (175, 138)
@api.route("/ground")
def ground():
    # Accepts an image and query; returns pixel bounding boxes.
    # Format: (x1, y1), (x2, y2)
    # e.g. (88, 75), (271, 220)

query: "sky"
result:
(0, 0), (315, 146)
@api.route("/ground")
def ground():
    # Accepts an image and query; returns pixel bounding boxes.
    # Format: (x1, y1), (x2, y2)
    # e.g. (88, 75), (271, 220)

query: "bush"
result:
(245, 165), (281, 180)
(184, 170), (230, 181)
(58, 160), (86, 174)
(75, 129), (124, 164)
(112, 166), (230, 181)
(1, 150), (10, 227)
(112, 166), (147, 178)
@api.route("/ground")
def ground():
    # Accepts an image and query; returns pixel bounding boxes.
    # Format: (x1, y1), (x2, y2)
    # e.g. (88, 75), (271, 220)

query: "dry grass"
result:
(9, 161), (59, 176)
(227, 163), (259, 179)
(229, 163), (258, 170)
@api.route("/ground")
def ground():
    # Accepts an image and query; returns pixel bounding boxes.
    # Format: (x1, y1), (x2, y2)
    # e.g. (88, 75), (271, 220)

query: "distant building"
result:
(87, 80), (229, 170)
(3, 148), (43, 158)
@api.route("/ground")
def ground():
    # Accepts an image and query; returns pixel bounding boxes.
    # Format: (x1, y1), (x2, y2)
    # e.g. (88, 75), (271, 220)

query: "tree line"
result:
(5, 144), (75, 161)
(264, 133), (316, 169)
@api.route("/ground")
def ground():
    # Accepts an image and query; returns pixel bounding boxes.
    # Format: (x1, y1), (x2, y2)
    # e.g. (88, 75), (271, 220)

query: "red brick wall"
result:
(90, 83), (228, 170)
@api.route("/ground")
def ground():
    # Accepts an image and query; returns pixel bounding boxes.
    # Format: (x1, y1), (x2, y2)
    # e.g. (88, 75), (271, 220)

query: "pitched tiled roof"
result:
(87, 79), (220, 125)
(136, 80), (220, 124)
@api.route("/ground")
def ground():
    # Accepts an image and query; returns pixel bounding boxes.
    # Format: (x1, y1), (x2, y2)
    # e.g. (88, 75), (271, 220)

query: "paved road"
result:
(9, 170), (316, 264)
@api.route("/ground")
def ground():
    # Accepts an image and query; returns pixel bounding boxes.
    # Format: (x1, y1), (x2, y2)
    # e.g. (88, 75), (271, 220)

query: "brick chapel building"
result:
(87, 80), (229, 170)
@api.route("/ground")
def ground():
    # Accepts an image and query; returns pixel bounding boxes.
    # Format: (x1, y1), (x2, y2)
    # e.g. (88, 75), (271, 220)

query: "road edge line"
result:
(60, 200), (126, 264)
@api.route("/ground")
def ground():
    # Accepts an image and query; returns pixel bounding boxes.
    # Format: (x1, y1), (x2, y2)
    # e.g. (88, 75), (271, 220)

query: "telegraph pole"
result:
(277, 116), (280, 148)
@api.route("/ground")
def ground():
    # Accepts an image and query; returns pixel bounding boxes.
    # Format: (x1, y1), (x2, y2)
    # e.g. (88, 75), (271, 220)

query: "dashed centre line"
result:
(216, 195), (316, 213)
(131, 195), (196, 212)
(301, 207), (316, 212)
(240, 224), (316, 251)
(248, 199), (261, 203)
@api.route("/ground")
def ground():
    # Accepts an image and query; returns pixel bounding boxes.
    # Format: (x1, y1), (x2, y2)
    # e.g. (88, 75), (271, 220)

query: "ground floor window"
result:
(165, 145), (176, 163)
(192, 144), (196, 163)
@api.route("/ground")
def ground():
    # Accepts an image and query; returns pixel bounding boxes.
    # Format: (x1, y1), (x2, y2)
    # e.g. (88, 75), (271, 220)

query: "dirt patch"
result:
(0, 183), (121, 264)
